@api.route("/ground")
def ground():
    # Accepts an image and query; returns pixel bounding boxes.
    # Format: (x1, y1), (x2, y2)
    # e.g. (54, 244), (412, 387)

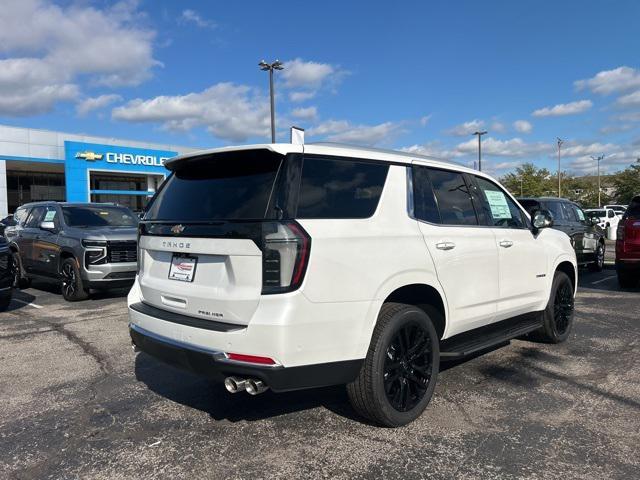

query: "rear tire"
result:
(537, 271), (574, 343)
(60, 258), (89, 301)
(617, 268), (638, 288)
(11, 251), (31, 289)
(588, 243), (605, 272)
(347, 302), (439, 427)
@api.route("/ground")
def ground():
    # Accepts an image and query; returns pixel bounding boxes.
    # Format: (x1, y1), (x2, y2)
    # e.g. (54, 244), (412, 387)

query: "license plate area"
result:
(168, 254), (198, 282)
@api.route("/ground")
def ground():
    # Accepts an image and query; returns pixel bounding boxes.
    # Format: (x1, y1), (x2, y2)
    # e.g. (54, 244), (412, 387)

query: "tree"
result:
(500, 163), (554, 197)
(613, 163), (640, 204)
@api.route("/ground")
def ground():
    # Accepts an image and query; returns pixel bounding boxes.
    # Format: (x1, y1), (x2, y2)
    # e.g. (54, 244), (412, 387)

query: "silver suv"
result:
(6, 202), (138, 301)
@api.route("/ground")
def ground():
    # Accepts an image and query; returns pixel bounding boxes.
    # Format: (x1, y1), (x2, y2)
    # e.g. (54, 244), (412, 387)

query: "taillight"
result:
(261, 221), (311, 294)
(226, 352), (276, 365)
(617, 222), (625, 241)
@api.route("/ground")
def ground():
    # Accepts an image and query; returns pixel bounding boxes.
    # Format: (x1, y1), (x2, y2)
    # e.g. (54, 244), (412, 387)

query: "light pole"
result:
(259, 59), (284, 143)
(557, 138), (564, 197)
(472, 131), (487, 171)
(591, 154), (605, 207)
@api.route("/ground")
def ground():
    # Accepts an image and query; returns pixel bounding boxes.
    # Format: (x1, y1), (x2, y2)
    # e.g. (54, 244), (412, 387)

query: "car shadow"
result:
(578, 265), (640, 293)
(134, 352), (362, 423)
(4, 290), (37, 312)
(19, 279), (130, 300)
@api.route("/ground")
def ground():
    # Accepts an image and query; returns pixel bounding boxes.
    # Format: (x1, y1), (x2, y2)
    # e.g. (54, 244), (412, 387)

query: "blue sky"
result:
(1, 0), (640, 177)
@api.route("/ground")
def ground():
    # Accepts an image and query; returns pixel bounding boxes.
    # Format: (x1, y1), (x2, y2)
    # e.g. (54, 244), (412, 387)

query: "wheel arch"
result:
(555, 260), (577, 293)
(58, 248), (78, 273)
(382, 284), (447, 340)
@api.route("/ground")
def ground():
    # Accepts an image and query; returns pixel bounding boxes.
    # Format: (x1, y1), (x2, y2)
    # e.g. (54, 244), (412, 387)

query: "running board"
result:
(440, 312), (543, 360)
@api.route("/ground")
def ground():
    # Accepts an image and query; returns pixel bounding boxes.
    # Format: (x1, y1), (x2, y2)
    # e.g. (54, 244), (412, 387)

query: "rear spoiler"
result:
(164, 144), (301, 171)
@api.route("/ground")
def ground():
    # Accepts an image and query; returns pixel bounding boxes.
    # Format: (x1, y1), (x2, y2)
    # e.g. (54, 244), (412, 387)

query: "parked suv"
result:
(518, 197), (606, 271)
(616, 195), (640, 288)
(129, 144), (577, 427)
(6, 202), (138, 301)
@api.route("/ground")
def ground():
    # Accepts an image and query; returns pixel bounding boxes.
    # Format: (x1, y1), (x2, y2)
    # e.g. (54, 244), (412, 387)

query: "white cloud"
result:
(307, 120), (402, 145)
(290, 106), (317, 121)
(401, 142), (461, 159)
(616, 90), (640, 107)
(76, 94), (122, 116)
(575, 66), (640, 95)
(456, 137), (552, 158)
(0, 0), (158, 115)
(560, 141), (620, 158)
(281, 58), (336, 89)
(280, 58), (347, 102)
(180, 9), (215, 29)
(513, 120), (533, 134)
(532, 100), (592, 117)
(112, 83), (270, 142)
(289, 91), (316, 103)
(446, 119), (485, 136)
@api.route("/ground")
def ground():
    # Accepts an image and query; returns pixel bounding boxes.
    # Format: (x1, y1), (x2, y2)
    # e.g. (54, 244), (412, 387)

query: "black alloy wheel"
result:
(383, 322), (434, 412)
(60, 258), (89, 301)
(553, 280), (574, 336)
(590, 243), (605, 272)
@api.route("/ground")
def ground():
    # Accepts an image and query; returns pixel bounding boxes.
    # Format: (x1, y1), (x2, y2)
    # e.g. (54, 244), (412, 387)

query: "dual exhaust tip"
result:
(224, 376), (269, 395)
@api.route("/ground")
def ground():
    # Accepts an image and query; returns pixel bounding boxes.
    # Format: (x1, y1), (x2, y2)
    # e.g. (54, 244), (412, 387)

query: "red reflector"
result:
(226, 353), (276, 365)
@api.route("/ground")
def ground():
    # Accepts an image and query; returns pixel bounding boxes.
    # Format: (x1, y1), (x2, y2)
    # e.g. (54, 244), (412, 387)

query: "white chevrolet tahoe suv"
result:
(129, 143), (577, 427)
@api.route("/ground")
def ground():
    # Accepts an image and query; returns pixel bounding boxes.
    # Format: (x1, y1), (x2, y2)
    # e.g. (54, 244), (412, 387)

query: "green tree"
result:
(613, 163), (640, 204)
(500, 163), (554, 197)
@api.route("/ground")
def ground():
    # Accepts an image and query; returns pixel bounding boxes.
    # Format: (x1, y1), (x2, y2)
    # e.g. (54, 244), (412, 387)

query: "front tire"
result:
(589, 243), (605, 272)
(60, 258), (89, 301)
(537, 271), (575, 343)
(347, 303), (439, 427)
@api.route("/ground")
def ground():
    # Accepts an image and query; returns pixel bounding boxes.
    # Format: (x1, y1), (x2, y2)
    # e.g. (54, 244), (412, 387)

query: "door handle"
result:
(435, 241), (456, 251)
(499, 240), (514, 248)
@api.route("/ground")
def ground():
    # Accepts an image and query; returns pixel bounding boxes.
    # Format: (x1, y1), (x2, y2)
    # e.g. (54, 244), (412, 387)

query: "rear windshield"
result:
(587, 210), (606, 218)
(145, 151), (283, 221)
(62, 206), (137, 227)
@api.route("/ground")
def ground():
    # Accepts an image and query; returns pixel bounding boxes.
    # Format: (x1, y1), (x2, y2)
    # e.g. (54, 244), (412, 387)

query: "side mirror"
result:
(590, 217), (600, 226)
(532, 209), (553, 232)
(39, 221), (56, 232)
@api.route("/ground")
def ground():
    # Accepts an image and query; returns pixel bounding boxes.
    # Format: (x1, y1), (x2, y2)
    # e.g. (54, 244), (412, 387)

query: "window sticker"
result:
(44, 210), (56, 221)
(484, 190), (512, 219)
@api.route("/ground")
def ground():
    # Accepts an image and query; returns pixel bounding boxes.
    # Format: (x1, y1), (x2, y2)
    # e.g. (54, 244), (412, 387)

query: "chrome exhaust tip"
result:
(224, 376), (248, 393)
(245, 379), (269, 395)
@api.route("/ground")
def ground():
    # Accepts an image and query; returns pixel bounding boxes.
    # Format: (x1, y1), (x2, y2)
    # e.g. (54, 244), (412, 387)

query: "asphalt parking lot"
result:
(1, 248), (639, 479)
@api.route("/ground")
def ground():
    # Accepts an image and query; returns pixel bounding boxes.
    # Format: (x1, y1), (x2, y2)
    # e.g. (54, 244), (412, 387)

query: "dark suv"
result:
(616, 195), (640, 287)
(0, 237), (13, 310)
(518, 197), (606, 271)
(5, 202), (138, 301)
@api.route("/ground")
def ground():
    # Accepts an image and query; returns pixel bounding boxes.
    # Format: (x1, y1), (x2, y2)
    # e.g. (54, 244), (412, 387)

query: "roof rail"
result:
(307, 141), (453, 164)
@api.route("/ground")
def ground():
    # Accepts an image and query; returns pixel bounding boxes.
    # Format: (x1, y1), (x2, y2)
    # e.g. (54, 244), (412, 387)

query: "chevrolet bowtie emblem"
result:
(171, 224), (185, 234)
(75, 151), (103, 161)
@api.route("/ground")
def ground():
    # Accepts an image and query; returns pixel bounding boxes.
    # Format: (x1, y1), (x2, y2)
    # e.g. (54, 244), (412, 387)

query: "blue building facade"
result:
(0, 125), (195, 216)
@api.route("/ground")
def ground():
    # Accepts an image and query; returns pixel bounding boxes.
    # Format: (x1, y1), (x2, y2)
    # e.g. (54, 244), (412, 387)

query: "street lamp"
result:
(591, 154), (605, 207)
(259, 59), (284, 143)
(471, 131), (487, 171)
(557, 138), (564, 197)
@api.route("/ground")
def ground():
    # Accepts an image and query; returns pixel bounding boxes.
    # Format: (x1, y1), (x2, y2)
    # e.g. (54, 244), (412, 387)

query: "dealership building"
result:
(0, 124), (199, 217)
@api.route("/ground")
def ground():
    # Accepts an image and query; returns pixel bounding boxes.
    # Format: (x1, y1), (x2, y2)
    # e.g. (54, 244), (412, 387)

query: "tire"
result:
(347, 302), (440, 427)
(11, 251), (31, 289)
(589, 243), (605, 272)
(617, 268), (638, 288)
(60, 257), (89, 301)
(537, 271), (575, 343)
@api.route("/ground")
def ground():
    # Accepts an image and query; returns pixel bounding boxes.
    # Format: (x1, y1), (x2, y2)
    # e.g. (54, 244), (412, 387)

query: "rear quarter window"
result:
(296, 156), (389, 219)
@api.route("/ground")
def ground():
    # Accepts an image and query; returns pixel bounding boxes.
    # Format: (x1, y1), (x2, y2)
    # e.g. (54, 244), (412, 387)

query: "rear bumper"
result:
(616, 259), (640, 272)
(129, 323), (362, 392)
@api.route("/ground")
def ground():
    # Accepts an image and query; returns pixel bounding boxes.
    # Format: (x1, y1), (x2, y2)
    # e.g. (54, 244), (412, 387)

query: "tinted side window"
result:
(562, 203), (579, 222)
(411, 166), (440, 223)
(296, 157), (389, 219)
(474, 177), (526, 228)
(428, 169), (478, 226)
(572, 205), (587, 223)
(625, 196), (640, 218)
(25, 206), (45, 228)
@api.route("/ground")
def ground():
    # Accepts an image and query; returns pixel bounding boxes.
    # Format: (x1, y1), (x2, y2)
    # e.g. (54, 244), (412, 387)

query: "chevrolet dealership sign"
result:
(76, 150), (167, 167)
